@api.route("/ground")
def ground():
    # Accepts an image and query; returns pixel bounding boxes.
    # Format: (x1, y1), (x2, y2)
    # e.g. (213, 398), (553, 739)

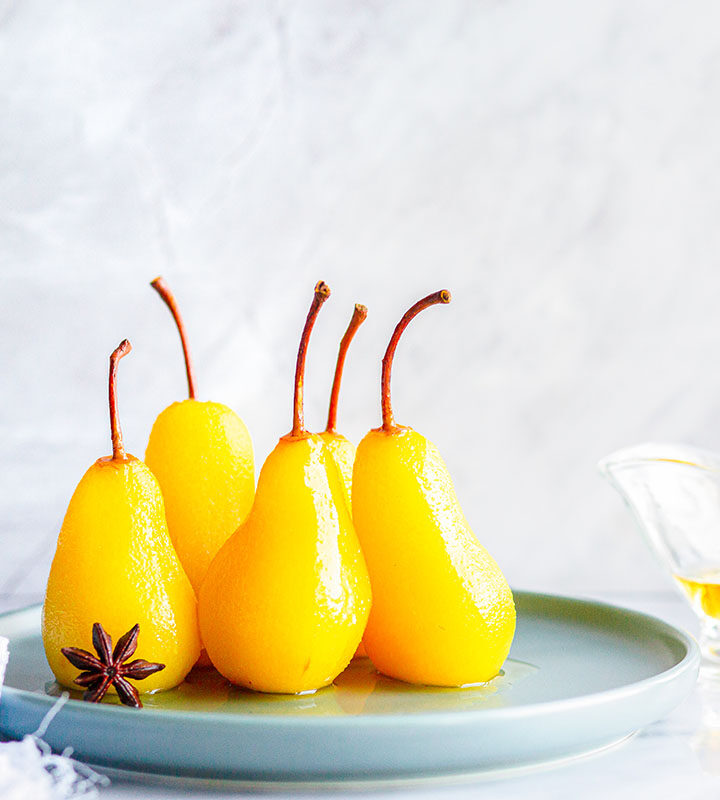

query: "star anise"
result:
(61, 622), (165, 708)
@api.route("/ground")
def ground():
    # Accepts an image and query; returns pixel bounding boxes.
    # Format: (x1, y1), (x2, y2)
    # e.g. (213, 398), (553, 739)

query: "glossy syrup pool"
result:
(37, 654), (538, 716)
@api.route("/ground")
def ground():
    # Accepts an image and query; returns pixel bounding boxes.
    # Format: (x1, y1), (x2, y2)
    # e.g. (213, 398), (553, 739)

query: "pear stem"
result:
(109, 339), (132, 460)
(150, 276), (197, 400)
(325, 303), (368, 433)
(381, 290), (452, 432)
(289, 281), (331, 438)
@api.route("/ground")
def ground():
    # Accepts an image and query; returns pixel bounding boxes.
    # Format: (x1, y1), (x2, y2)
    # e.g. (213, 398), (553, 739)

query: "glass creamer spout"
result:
(599, 443), (720, 575)
(600, 442), (720, 672)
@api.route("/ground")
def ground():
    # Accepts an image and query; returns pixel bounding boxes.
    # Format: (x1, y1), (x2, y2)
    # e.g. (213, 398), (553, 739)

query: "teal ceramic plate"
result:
(0, 592), (699, 783)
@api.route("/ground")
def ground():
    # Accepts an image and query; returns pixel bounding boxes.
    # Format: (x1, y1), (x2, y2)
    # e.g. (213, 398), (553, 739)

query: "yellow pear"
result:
(319, 302), (367, 511)
(42, 340), (201, 694)
(199, 282), (371, 694)
(144, 277), (254, 594)
(352, 291), (516, 687)
(317, 303), (368, 659)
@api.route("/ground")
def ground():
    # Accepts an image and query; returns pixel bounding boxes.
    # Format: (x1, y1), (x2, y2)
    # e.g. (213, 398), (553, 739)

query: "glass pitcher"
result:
(599, 443), (720, 672)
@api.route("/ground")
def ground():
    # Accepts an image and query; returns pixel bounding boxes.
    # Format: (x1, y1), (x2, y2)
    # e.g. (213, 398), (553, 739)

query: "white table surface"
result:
(2, 589), (716, 800)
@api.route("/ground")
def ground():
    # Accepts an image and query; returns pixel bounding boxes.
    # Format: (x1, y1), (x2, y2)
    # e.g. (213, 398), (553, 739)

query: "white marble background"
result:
(3, 0), (720, 603)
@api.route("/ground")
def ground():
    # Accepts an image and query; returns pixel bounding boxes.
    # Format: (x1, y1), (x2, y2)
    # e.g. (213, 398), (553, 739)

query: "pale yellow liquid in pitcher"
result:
(673, 569), (720, 619)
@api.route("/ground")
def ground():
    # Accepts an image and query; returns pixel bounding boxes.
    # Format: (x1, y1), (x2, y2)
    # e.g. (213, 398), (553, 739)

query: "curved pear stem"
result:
(381, 290), (451, 432)
(289, 281), (331, 438)
(109, 339), (132, 460)
(150, 276), (197, 400)
(325, 303), (368, 433)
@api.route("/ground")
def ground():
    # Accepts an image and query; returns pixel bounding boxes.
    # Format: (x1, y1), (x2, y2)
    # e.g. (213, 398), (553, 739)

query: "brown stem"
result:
(150, 276), (197, 400)
(288, 281), (331, 438)
(325, 304), (368, 433)
(109, 339), (132, 460)
(381, 290), (451, 432)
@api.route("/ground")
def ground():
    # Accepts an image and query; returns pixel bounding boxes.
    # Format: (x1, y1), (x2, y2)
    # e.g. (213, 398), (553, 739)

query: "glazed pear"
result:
(318, 303), (369, 660)
(199, 282), (371, 694)
(319, 303), (367, 511)
(43, 340), (201, 693)
(145, 277), (254, 593)
(352, 291), (516, 687)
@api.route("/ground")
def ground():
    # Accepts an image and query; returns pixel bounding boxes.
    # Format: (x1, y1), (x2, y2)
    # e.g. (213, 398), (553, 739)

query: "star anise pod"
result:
(61, 622), (165, 708)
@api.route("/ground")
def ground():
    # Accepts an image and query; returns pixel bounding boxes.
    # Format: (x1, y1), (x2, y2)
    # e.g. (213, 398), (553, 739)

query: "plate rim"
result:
(0, 590), (700, 728)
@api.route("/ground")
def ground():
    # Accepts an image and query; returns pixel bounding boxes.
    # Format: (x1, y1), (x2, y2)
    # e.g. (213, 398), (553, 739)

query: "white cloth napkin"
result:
(0, 636), (108, 798)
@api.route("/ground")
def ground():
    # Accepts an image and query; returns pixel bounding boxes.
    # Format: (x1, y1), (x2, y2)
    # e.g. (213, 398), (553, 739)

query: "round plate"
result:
(0, 592), (699, 782)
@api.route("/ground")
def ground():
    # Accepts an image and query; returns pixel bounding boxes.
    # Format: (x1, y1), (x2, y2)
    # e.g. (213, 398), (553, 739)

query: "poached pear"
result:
(318, 303), (369, 660)
(319, 302), (367, 511)
(199, 282), (371, 694)
(352, 290), (516, 687)
(145, 277), (254, 594)
(42, 340), (201, 694)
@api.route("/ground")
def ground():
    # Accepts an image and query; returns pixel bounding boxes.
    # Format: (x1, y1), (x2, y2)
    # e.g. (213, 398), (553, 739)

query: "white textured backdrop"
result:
(3, 0), (720, 604)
